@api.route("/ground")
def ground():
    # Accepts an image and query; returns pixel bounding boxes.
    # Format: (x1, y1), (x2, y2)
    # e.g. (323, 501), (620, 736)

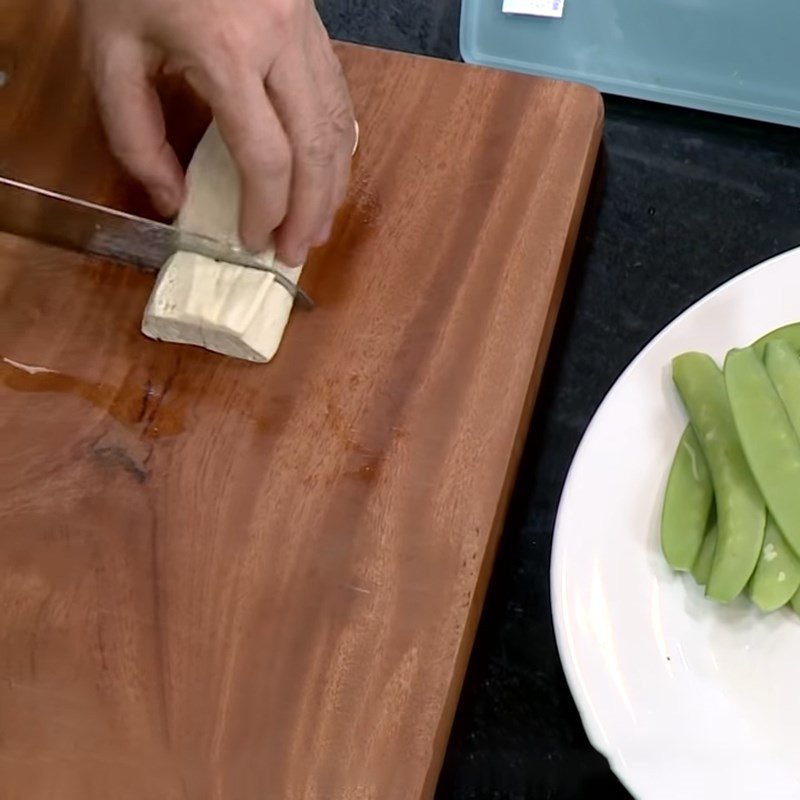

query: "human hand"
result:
(78, 0), (356, 265)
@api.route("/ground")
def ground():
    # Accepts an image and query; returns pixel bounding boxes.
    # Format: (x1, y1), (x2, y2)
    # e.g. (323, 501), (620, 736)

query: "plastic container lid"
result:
(460, 0), (800, 127)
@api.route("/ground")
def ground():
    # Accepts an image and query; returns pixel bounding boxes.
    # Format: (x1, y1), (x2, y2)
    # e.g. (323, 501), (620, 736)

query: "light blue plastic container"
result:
(460, 0), (800, 127)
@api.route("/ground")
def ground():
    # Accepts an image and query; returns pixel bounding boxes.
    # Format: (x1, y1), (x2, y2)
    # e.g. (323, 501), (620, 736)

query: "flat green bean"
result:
(725, 347), (800, 558)
(749, 516), (800, 612)
(661, 427), (714, 571)
(673, 352), (766, 601)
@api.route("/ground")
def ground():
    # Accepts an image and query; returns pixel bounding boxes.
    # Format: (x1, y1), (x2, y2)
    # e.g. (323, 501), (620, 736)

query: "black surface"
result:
(319, 3), (800, 798)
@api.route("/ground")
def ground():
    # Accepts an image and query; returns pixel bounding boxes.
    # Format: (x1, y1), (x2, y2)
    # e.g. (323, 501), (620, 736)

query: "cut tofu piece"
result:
(142, 122), (301, 363)
(144, 251), (296, 362)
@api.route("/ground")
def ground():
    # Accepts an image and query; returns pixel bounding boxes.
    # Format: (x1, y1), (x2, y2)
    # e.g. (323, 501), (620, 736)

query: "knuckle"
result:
(195, 30), (252, 84)
(298, 120), (337, 167)
(107, 130), (171, 183)
(87, 41), (128, 93)
(268, 0), (300, 32)
(246, 143), (292, 183)
(79, 16), (117, 70)
(329, 103), (353, 136)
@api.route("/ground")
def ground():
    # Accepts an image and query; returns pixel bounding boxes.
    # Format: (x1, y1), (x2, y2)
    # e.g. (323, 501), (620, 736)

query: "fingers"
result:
(193, 66), (292, 253)
(90, 38), (184, 217)
(267, 50), (333, 265)
(81, 0), (357, 265)
(268, 27), (355, 265)
(312, 16), (357, 216)
(314, 110), (353, 250)
(324, 68), (356, 236)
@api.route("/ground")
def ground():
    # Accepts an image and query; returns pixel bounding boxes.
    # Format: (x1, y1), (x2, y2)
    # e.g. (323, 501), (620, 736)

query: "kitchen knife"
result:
(0, 175), (314, 309)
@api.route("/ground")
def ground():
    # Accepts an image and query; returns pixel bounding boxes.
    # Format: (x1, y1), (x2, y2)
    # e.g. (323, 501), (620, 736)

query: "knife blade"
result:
(0, 175), (314, 309)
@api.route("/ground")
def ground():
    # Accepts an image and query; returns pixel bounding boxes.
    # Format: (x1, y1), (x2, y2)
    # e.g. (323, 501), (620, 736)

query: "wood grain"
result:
(0, 2), (603, 797)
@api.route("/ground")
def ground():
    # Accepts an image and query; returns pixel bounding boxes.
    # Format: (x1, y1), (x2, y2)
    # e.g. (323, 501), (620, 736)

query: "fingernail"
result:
(275, 232), (310, 267)
(293, 245), (309, 267)
(280, 243), (309, 268)
(241, 226), (270, 255)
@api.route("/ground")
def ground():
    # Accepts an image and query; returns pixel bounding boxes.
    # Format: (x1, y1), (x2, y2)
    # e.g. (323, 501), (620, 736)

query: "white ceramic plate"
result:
(551, 246), (800, 800)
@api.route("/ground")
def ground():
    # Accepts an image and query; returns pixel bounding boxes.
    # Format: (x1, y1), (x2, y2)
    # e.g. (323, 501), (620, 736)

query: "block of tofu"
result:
(142, 122), (301, 363)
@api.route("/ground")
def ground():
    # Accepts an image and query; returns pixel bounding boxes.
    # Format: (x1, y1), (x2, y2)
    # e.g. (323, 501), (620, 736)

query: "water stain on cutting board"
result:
(0, 356), (185, 438)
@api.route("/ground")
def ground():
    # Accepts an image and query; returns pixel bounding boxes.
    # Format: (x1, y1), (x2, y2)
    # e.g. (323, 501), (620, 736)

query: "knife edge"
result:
(0, 175), (313, 309)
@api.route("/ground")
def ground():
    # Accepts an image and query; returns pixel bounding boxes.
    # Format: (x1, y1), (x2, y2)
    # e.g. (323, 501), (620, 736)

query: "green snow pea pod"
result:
(661, 322), (800, 556)
(764, 340), (800, 436)
(749, 516), (800, 612)
(672, 352), (766, 601)
(661, 426), (714, 571)
(752, 323), (800, 360)
(725, 347), (800, 558)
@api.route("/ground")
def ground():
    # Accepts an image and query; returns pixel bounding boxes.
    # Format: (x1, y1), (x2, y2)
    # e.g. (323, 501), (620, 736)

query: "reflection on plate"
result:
(551, 247), (800, 800)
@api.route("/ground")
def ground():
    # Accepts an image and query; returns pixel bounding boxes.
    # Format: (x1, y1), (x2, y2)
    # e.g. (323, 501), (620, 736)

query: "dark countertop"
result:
(320, 2), (800, 798)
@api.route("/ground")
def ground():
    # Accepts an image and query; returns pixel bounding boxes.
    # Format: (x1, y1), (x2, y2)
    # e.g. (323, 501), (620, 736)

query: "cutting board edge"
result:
(420, 101), (604, 800)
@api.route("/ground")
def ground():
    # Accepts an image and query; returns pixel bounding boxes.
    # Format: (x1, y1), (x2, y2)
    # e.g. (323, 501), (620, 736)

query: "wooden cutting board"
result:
(0, 2), (603, 798)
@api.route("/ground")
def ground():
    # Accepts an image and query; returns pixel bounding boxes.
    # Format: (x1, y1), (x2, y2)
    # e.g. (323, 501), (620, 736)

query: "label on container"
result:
(502, 0), (564, 18)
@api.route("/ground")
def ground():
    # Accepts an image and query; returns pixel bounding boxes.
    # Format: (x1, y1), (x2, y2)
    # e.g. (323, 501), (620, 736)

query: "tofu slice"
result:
(142, 122), (301, 363)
